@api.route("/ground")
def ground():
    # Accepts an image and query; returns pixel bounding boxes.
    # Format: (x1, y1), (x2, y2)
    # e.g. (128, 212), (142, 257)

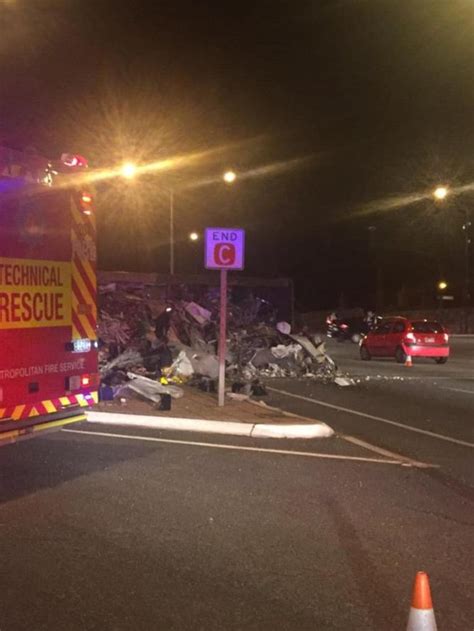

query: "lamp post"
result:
(121, 165), (237, 275)
(169, 188), (175, 275)
(168, 171), (236, 275)
(433, 186), (471, 306)
(462, 213), (472, 305)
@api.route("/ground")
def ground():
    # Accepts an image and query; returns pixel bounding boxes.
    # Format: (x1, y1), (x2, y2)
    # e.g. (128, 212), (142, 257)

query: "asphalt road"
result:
(0, 337), (472, 630)
(266, 336), (474, 487)
(0, 426), (473, 630)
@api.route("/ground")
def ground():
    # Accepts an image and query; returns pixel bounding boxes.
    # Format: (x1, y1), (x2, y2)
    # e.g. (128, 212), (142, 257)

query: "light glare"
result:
(223, 170), (236, 184)
(121, 162), (137, 179)
(433, 186), (448, 201)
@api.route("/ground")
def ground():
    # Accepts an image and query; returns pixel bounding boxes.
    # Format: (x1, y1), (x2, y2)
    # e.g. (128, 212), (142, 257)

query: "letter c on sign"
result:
(214, 243), (236, 266)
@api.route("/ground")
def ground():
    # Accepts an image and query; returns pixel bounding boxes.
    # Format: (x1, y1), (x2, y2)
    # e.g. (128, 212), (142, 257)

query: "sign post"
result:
(218, 269), (228, 407)
(205, 228), (245, 407)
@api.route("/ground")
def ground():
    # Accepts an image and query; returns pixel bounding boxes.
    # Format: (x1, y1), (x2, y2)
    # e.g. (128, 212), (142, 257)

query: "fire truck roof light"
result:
(61, 153), (89, 168)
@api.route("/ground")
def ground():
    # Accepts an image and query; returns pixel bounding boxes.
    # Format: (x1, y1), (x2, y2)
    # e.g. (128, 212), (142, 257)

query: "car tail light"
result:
(404, 332), (416, 343)
(443, 333), (449, 343)
(340, 323), (349, 329)
(81, 375), (90, 387)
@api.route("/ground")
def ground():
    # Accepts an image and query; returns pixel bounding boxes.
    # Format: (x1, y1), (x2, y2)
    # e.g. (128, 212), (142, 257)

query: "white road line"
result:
(340, 435), (435, 468)
(267, 387), (474, 449)
(64, 428), (408, 466)
(442, 386), (474, 396)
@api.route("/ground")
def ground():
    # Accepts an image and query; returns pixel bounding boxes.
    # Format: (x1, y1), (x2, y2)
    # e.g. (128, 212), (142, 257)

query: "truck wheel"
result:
(360, 345), (371, 361)
(395, 347), (407, 364)
(435, 357), (448, 364)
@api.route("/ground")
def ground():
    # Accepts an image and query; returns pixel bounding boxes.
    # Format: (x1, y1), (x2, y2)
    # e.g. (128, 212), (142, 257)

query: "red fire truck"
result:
(0, 146), (98, 443)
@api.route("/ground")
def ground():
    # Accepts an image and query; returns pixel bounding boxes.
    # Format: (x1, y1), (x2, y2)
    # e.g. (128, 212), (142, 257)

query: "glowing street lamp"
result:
(433, 186), (448, 201)
(437, 281), (448, 291)
(189, 232), (199, 241)
(223, 170), (236, 184)
(121, 162), (137, 179)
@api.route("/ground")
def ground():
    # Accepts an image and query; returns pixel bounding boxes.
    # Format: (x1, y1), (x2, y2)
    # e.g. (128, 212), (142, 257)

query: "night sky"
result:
(1, 1), (473, 310)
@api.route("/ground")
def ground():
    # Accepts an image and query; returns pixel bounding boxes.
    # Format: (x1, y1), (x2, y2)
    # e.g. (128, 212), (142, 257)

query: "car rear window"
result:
(411, 321), (444, 334)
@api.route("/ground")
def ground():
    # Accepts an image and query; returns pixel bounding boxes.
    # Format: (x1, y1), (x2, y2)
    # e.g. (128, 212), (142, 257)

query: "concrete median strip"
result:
(86, 411), (334, 439)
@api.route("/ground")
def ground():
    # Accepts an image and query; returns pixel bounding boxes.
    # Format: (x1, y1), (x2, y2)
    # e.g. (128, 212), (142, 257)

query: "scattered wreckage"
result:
(98, 283), (354, 407)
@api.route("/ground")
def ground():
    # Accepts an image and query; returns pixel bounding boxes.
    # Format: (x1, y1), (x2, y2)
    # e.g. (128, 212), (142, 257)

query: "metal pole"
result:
(218, 269), (228, 407)
(169, 188), (175, 276)
(464, 209), (471, 305)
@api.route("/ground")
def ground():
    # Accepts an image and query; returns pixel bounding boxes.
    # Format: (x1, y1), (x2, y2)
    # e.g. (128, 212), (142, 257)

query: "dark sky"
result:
(1, 0), (473, 309)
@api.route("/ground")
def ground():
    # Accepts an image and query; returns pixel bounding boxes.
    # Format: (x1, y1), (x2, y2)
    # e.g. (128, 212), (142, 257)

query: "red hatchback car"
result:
(360, 317), (450, 364)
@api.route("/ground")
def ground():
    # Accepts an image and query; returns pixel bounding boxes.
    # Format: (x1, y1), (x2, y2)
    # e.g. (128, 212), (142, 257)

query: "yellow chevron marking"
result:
(43, 400), (57, 414)
(79, 315), (96, 340)
(76, 395), (89, 408)
(12, 405), (25, 420)
(73, 289), (95, 339)
(80, 257), (97, 292)
(73, 265), (94, 307)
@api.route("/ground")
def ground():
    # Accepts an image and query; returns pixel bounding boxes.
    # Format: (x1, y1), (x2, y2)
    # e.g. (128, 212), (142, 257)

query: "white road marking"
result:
(340, 435), (434, 468)
(64, 428), (415, 466)
(442, 386), (474, 396)
(267, 387), (474, 449)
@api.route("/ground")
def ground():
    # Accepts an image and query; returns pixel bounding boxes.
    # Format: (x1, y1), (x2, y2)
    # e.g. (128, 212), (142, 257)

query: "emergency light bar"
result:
(61, 153), (88, 168)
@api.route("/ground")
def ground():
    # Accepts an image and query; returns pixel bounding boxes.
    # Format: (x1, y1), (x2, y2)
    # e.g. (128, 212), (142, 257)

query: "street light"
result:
(168, 172), (237, 275)
(433, 186), (448, 201)
(223, 170), (236, 184)
(432, 184), (471, 308)
(437, 281), (448, 291)
(121, 162), (137, 179)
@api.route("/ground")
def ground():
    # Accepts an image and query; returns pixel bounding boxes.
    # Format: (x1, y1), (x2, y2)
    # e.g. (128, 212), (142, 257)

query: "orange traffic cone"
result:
(405, 354), (413, 367)
(406, 571), (438, 630)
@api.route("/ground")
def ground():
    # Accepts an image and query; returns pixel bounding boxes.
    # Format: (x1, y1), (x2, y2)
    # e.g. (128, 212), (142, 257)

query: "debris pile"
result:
(97, 283), (351, 406)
